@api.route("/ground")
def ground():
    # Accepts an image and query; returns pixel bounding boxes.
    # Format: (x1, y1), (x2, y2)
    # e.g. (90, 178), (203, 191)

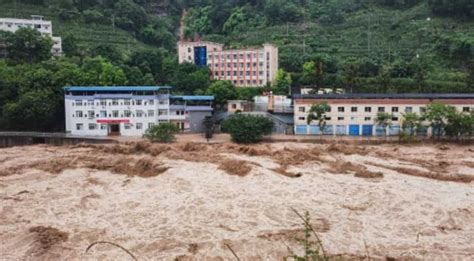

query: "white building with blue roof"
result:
(64, 86), (214, 136)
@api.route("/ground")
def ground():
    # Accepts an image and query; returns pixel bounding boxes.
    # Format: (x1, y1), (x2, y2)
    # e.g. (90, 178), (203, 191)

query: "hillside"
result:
(1, 0), (472, 92)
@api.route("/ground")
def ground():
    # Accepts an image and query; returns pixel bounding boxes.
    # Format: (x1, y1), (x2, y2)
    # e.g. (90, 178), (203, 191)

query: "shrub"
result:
(144, 123), (180, 143)
(222, 114), (274, 144)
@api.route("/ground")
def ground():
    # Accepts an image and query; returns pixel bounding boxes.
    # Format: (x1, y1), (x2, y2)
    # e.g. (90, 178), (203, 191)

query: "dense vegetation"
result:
(222, 114), (274, 143)
(0, 0), (473, 131)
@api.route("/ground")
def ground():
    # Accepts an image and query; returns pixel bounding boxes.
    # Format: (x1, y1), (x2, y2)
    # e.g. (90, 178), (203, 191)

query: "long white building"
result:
(293, 93), (474, 137)
(0, 15), (62, 55)
(64, 86), (214, 136)
(178, 41), (278, 87)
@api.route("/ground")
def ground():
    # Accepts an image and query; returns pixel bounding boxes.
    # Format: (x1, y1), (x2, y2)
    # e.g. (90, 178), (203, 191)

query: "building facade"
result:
(293, 94), (474, 137)
(0, 15), (62, 55)
(177, 41), (278, 87)
(64, 86), (214, 137)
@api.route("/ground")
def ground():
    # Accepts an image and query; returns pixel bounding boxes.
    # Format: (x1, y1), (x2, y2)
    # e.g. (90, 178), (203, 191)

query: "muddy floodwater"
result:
(1, 142), (473, 260)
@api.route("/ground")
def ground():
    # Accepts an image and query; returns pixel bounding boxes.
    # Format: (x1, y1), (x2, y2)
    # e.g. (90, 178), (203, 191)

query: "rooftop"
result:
(171, 95), (214, 101)
(293, 93), (474, 100)
(64, 86), (172, 92)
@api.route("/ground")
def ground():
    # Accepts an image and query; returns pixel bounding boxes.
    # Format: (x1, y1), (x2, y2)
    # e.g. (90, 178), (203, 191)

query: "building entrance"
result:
(108, 124), (120, 136)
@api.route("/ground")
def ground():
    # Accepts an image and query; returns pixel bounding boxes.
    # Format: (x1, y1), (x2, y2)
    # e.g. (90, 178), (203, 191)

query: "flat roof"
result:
(172, 95), (214, 101)
(293, 93), (474, 100)
(64, 86), (172, 92)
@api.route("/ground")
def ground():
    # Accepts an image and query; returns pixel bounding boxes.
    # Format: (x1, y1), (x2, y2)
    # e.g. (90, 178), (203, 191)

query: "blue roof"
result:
(172, 95), (215, 101)
(64, 86), (172, 92)
(293, 93), (474, 100)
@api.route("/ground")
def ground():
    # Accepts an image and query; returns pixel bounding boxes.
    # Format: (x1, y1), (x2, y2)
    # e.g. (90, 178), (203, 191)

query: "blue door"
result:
(389, 125), (401, 136)
(309, 126), (320, 135)
(295, 125), (308, 135)
(349, 125), (360, 136)
(336, 125), (346, 135)
(323, 125), (334, 135)
(375, 125), (385, 136)
(362, 125), (373, 136)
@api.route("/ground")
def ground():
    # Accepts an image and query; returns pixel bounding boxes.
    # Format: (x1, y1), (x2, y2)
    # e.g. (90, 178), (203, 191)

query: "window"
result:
(158, 110), (168, 116)
(75, 100), (83, 106)
(136, 110), (143, 117)
(148, 123), (155, 129)
(124, 123), (132, 130)
(87, 100), (94, 106)
(112, 99), (119, 106)
(112, 110), (119, 117)
(299, 107), (305, 112)
(100, 111), (107, 118)
(124, 110), (132, 117)
(88, 123), (96, 130)
(298, 117), (305, 121)
(338, 117), (344, 121)
(187, 47), (191, 53)
(148, 110), (155, 117)
(76, 124), (83, 130)
(405, 107), (413, 113)
(365, 117), (371, 121)
(100, 124), (107, 130)
(365, 107), (371, 113)
(392, 116), (399, 121)
(88, 111), (94, 118)
(463, 107), (470, 112)
(231, 104), (237, 109)
(136, 100), (142, 105)
(148, 100), (154, 105)
(75, 111), (83, 117)
(338, 107), (345, 112)
(159, 100), (168, 105)
(378, 107), (385, 112)
(100, 100), (106, 106)
(351, 107), (358, 112)
(392, 107), (399, 113)
(136, 123), (143, 130)
(325, 116), (332, 121)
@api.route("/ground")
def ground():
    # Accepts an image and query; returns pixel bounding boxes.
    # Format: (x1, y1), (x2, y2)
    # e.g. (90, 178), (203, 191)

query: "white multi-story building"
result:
(64, 86), (214, 137)
(0, 15), (62, 55)
(293, 93), (474, 137)
(177, 41), (278, 87)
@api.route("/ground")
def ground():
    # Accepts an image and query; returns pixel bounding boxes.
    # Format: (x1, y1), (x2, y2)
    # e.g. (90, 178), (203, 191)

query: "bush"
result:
(222, 114), (274, 144)
(144, 123), (180, 143)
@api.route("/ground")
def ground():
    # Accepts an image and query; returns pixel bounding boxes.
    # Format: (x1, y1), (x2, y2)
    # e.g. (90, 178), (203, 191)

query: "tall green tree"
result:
(424, 103), (456, 140)
(5, 28), (53, 64)
(273, 69), (292, 95)
(375, 112), (393, 139)
(206, 80), (238, 108)
(307, 102), (331, 139)
(401, 112), (421, 138)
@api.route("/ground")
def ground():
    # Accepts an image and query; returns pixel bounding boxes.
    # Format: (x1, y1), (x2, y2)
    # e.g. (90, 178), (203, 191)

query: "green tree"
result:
(2, 90), (57, 131)
(343, 62), (359, 93)
(5, 28), (53, 64)
(62, 34), (81, 57)
(81, 56), (127, 86)
(374, 112), (393, 139)
(206, 80), (238, 108)
(273, 69), (292, 95)
(307, 102), (331, 139)
(401, 112), (421, 138)
(424, 103), (456, 140)
(184, 6), (212, 36)
(445, 109), (474, 140)
(144, 123), (180, 143)
(222, 114), (274, 144)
